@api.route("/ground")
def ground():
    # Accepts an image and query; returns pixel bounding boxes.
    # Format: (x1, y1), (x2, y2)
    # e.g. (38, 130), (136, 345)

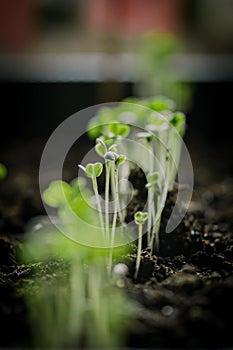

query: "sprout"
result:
(95, 137), (108, 157)
(134, 211), (148, 279)
(148, 172), (160, 185)
(145, 171), (160, 248)
(107, 151), (126, 276)
(95, 139), (126, 247)
(115, 155), (126, 167)
(78, 162), (104, 236)
(146, 96), (175, 112)
(108, 123), (130, 139)
(104, 151), (118, 162)
(0, 163), (7, 181)
(171, 112), (186, 136)
(79, 162), (103, 178)
(134, 211), (149, 224)
(43, 181), (73, 207)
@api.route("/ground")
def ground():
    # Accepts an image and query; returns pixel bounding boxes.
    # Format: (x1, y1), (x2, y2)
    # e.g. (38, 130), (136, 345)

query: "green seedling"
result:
(145, 172), (160, 247)
(104, 150), (126, 276)
(42, 180), (73, 207)
(145, 172), (161, 253)
(95, 138), (123, 242)
(0, 163), (7, 180)
(88, 118), (130, 142)
(78, 162), (105, 236)
(134, 211), (148, 279)
(139, 33), (192, 109)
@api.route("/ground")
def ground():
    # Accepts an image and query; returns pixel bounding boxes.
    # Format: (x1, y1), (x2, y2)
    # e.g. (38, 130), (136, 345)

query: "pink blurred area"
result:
(0, 0), (35, 51)
(84, 0), (184, 35)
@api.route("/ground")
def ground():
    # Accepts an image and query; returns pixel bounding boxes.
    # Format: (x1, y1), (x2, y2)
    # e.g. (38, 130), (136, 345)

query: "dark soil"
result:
(0, 137), (233, 349)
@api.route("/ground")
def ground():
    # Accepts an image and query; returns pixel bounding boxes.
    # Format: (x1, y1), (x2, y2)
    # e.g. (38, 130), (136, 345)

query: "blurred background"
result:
(0, 0), (233, 194)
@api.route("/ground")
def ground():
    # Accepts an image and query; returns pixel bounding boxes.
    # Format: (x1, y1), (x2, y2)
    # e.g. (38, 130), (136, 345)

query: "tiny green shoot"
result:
(0, 163), (7, 180)
(134, 211), (148, 279)
(78, 162), (105, 237)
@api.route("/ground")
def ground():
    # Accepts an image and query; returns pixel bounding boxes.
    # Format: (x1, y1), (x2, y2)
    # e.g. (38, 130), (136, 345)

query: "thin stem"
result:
(117, 195), (125, 232)
(147, 143), (155, 247)
(110, 165), (116, 201)
(134, 223), (142, 279)
(147, 188), (152, 246)
(151, 194), (161, 254)
(108, 166), (118, 277)
(105, 164), (110, 243)
(92, 177), (105, 240)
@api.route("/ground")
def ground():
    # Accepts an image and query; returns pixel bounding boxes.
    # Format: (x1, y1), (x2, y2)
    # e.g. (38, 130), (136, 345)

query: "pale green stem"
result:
(147, 142), (154, 246)
(92, 176), (105, 240)
(168, 138), (181, 191)
(151, 194), (161, 254)
(151, 175), (169, 254)
(105, 163), (110, 243)
(117, 197), (125, 229)
(110, 164), (116, 200)
(134, 223), (143, 279)
(108, 166), (119, 277)
(147, 188), (152, 246)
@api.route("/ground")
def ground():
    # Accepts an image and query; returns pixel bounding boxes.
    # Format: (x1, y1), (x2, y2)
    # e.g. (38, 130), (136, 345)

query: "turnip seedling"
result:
(145, 172), (160, 248)
(105, 150), (126, 275)
(95, 138), (123, 242)
(78, 162), (105, 237)
(0, 163), (7, 180)
(134, 211), (148, 279)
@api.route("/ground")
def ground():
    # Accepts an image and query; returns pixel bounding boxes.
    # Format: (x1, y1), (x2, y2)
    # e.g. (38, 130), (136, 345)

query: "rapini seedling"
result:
(78, 162), (105, 237)
(79, 139), (126, 275)
(0, 163), (7, 180)
(134, 211), (148, 279)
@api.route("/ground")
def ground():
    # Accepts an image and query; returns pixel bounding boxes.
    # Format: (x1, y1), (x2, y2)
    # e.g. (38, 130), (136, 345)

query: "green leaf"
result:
(0, 163), (7, 180)
(108, 144), (118, 152)
(115, 155), (126, 167)
(87, 119), (102, 140)
(43, 181), (73, 208)
(148, 172), (159, 184)
(109, 123), (130, 138)
(146, 96), (175, 112)
(134, 211), (149, 225)
(171, 112), (186, 136)
(85, 162), (103, 178)
(95, 138), (107, 157)
(70, 177), (87, 194)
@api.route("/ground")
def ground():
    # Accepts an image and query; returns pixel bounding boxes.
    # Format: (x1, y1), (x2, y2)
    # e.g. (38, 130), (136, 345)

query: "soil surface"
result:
(0, 135), (233, 349)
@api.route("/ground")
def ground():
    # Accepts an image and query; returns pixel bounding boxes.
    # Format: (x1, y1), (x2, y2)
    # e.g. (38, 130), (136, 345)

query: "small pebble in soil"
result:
(161, 305), (174, 317)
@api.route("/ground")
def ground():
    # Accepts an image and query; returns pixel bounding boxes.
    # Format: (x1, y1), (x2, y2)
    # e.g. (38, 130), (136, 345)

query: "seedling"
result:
(134, 211), (148, 279)
(145, 172), (160, 249)
(78, 162), (104, 237)
(105, 151), (126, 275)
(0, 163), (7, 180)
(95, 138), (125, 237)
